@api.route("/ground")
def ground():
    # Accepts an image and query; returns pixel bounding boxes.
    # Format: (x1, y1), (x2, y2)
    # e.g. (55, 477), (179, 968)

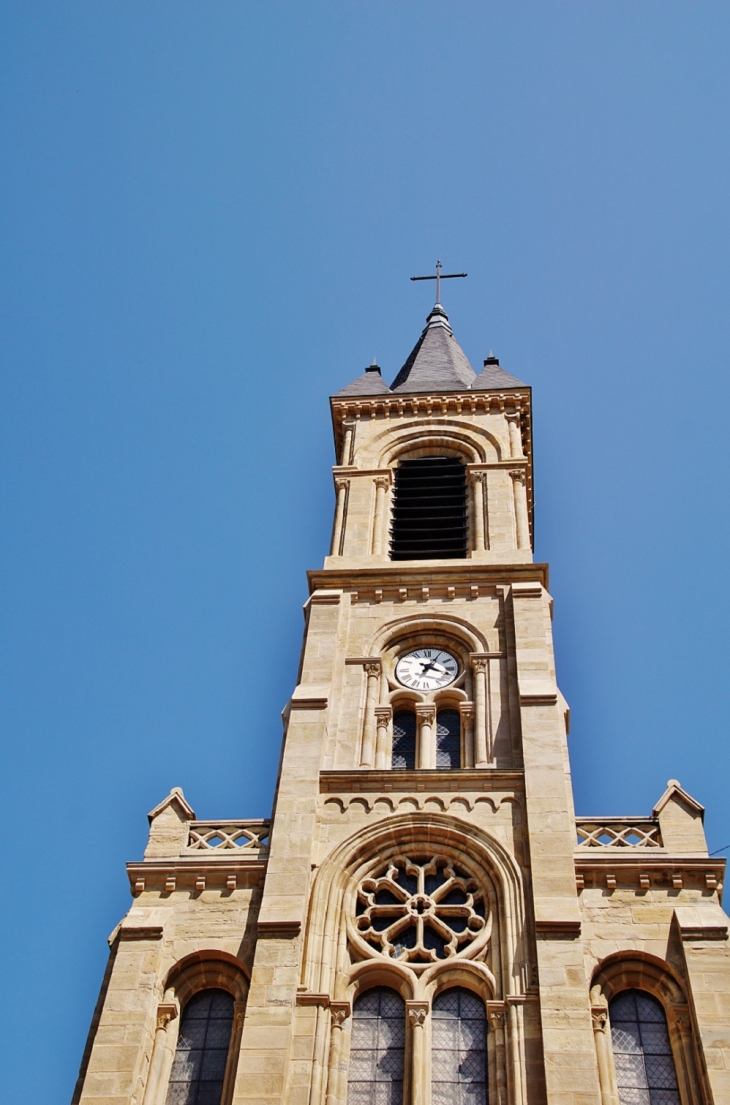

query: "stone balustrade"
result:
(576, 817), (663, 849)
(185, 819), (271, 854)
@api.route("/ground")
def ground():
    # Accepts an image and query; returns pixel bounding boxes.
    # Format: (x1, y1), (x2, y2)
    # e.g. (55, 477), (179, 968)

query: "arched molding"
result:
(420, 957), (497, 1004)
(370, 613), (489, 665)
(344, 959), (415, 1003)
(363, 421), (503, 468)
(164, 949), (250, 1009)
(434, 687), (469, 708)
(389, 689), (426, 710)
(590, 951), (686, 1009)
(302, 813), (527, 1005)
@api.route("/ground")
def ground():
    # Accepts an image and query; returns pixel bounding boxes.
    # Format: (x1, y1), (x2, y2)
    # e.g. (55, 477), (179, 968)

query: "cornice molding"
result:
(320, 769), (524, 793)
(308, 564), (549, 594)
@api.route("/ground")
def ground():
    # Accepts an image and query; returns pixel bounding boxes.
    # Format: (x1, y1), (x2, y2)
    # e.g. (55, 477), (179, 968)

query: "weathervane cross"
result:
(410, 259), (467, 305)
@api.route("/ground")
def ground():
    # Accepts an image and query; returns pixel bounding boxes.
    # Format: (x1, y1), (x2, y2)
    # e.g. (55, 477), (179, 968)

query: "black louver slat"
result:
(390, 457), (467, 561)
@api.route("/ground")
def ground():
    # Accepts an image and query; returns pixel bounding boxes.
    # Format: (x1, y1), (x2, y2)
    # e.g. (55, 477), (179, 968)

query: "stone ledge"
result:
(257, 920), (301, 937)
(126, 859), (266, 896)
(534, 919), (582, 938)
(320, 769), (524, 794)
(309, 563), (549, 593)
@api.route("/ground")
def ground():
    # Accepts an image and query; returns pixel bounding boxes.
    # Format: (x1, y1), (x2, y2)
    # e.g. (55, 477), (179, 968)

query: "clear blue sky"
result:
(2, 3), (729, 1100)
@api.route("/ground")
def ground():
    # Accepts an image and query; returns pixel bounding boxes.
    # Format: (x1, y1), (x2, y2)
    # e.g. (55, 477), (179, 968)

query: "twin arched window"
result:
(392, 709), (461, 769)
(347, 986), (487, 1105)
(610, 990), (680, 1105)
(166, 989), (235, 1105)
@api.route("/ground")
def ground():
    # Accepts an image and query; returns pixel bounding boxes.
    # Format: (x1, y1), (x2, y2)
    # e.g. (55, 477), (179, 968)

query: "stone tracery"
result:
(353, 853), (489, 966)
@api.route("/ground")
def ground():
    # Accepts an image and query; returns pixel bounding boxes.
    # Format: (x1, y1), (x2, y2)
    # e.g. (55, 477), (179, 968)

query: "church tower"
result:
(74, 295), (730, 1105)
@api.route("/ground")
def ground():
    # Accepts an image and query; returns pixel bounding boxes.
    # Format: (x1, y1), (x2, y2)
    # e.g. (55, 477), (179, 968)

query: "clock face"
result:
(395, 648), (459, 691)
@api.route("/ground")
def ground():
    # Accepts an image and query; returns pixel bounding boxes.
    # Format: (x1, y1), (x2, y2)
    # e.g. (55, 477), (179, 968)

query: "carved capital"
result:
(334, 477), (349, 493)
(487, 1001), (506, 1028)
(509, 468), (526, 484)
(590, 1005), (608, 1032)
(469, 469), (488, 486)
(471, 657), (489, 675)
(459, 702), (475, 721)
(415, 704), (437, 725)
(373, 475), (390, 491)
(330, 1001), (351, 1028)
(156, 1003), (178, 1031)
(364, 661), (381, 678)
(406, 1001), (429, 1028)
(672, 1004), (691, 1031)
(374, 706), (392, 727)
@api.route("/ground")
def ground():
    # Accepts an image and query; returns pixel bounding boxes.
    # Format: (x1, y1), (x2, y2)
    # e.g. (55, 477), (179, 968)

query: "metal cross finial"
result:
(410, 260), (467, 305)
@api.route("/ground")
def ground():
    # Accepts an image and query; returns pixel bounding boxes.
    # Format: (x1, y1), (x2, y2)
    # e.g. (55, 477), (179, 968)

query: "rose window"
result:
(354, 855), (488, 964)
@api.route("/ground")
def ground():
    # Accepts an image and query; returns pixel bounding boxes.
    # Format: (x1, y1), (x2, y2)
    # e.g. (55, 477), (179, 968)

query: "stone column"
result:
(591, 1005), (618, 1105)
(506, 998), (528, 1105)
(407, 1003), (429, 1105)
(459, 702), (475, 768)
(341, 423), (354, 466)
(330, 478), (348, 556)
(374, 706), (392, 770)
(669, 1004), (703, 1105)
(415, 705), (436, 769)
(371, 475), (390, 556)
(359, 662), (381, 767)
(471, 657), (489, 767)
(325, 1003), (350, 1105)
(487, 1004), (508, 1105)
(506, 414), (523, 458)
(470, 470), (487, 552)
(142, 1001), (178, 1105)
(509, 469), (530, 550)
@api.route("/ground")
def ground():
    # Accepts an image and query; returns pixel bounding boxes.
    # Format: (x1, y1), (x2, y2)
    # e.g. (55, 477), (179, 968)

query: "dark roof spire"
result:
(389, 304), (477, 392)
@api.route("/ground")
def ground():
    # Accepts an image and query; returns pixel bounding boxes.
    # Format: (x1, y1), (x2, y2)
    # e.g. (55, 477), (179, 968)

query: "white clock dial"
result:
(395, 648), (459, 691)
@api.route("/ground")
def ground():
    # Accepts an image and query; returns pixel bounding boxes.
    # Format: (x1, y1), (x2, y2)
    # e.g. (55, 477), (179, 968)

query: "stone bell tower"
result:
(74, 297), (730, 1105)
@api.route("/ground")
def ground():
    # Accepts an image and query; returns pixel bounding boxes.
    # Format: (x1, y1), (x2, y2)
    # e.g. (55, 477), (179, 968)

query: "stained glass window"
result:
(610, 989), (680, 1105)
(166, 989), (234, 1105)
(436, 709), (461, 768)
(392, 711), (417, 769)
(347, 988), (405, 1105)
(431, 988), (488, 1105)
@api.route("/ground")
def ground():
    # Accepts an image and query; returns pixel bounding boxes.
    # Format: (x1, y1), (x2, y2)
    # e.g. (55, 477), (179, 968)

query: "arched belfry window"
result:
(431, 988), (488, 1104)
(347, 987), (405, 1105)
(610, 990), (680, 1105)
(392, 711), (417, 769)
(436, 709), (461, 768)
(390, 457), (467, 560)
(166, 989), (235, 1105)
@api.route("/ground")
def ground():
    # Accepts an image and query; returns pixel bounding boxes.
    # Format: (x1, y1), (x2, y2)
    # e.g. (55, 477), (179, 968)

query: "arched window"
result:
(436, 709), (461, 768)
(166, 989), (235, 1105)
(610, 989), (680, 1105)
(392, 711), (417, 769)
(431, 988), (488, 1105)
(390, 457), (467, 561)
(347, 987), (405, 1105)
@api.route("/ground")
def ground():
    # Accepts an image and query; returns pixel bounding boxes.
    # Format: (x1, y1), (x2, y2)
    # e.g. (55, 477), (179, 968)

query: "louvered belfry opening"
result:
(390, 456), (467, 561)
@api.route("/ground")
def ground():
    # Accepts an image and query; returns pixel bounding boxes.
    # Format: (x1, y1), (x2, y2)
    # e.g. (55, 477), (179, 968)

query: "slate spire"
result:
(389, 304), (477, 393)
(334, 304), (526, 397)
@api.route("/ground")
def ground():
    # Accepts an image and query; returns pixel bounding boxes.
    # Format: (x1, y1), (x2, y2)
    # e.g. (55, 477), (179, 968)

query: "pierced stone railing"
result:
(576, 817), (663, 849)
(185, 819), (270, 854)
